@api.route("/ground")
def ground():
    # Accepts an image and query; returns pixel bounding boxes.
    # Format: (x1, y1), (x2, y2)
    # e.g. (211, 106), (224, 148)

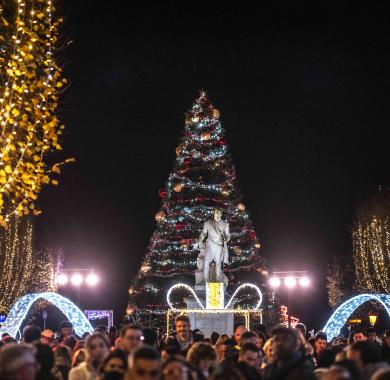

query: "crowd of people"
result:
(1, 316), (390, 380)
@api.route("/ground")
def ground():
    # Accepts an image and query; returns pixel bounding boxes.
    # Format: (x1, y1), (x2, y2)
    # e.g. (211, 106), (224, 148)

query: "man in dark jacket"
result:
(165, 315), (202, 356)
(263, 327), (316, 380)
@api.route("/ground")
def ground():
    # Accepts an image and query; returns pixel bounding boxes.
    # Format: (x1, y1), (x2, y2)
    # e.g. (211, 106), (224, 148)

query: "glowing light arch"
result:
(166, 282), (263, 311)
(224, 283), (263, 310)
(167, 283), (205, 311)
(0, 292), (93, 338)
(323, 294), (390, 342)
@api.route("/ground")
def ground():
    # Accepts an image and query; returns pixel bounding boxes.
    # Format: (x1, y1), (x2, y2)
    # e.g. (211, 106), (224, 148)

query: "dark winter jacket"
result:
(263, 352), (316, 380)
(165, 331), (203, 356)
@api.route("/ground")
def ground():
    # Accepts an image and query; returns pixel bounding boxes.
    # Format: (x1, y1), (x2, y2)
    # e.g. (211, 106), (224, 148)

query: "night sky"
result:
(36, 2), (390, 329)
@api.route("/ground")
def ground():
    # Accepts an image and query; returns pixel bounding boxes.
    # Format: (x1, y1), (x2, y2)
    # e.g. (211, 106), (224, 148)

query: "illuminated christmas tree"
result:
(128, 92), (265, 315)
(352, 188), (390, 293)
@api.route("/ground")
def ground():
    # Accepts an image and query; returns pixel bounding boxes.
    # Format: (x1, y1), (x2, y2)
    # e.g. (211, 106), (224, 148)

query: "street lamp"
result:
(368, 311), (378, 327)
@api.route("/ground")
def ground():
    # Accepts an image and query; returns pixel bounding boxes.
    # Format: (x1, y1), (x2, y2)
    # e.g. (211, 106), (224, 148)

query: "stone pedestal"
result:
(184, 284), (234, 338)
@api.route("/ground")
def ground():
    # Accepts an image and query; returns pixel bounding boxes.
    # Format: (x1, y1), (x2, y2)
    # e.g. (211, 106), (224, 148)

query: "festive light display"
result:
(353, 214), (390, 293)
(0, 216), (58, 312)
(224, 283), (263, 310)
(84, 310), (113, 328)
(0, 215), (33, 312)
(166, 283), (205, 311)
(167, 282), (262, 311)
(129, 91), (264, 314)
(0, 0), (68, 223)
(0, 292), (93, 338)
(206, 282), (224, 309)
(322, 294), (390, 342)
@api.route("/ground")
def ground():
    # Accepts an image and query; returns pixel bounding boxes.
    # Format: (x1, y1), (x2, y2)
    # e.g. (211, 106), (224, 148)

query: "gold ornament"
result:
(126, 306), (135, 315)
(221, 187), (230, 197)
(155, 210), (165, 222)
(201, 132), (211, 141)
(237, 203), (246, 211)
(232, 246), (242, 255)
(255, 242), (261, 249)
(176, 146), (182, 156)
(173, 183), (184, 192)
(140, 262), (151, 273)
(192, 115), (200, 123)
(212, 109), (221, 118)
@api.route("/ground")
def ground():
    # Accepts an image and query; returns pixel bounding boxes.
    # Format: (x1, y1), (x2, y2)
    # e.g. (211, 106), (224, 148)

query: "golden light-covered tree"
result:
(0, 0), (70, 224)
(352, 188), (390, 293)
(0, 215), (59, 312)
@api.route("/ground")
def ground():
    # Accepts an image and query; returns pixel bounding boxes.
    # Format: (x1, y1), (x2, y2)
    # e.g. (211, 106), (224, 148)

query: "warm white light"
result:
(86, 273), (98, 286)
(284, 277), (297, 288)
(269, 277), (281, 288)
(71, 273), (83, 286)
(299, 277), (310, 287)
(57, 273), (68, 285)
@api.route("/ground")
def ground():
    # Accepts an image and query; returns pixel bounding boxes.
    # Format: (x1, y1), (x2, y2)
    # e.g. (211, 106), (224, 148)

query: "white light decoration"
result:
(166, 283), (205, 311)
(284, 277), (297, 288)
(167, 282), (263, 311)
(224, 283), (263, 310)
(298, 277), (310, 287)
(57, 273), (69, 286)
(71, 273), (83, 286)
(322, 294), (390, 342)
(86, 273), (98, 286)
(206, 283), (224, 309)
(269, 277), (281, 288)
(0, 292), (93, 338)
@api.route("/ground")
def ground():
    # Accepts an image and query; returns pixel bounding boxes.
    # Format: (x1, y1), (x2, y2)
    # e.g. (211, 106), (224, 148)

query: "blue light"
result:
(0, 292), (93, 338)
(322, 294), (390, 341)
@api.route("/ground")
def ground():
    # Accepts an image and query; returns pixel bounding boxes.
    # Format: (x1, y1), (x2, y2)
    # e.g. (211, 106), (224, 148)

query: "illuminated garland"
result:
(0, 216), (58, 312)
(0, 0), (68, 223)
(322, 294), (390, 342)
(353, 215), (390, 293)
(0, 292), (93, 338)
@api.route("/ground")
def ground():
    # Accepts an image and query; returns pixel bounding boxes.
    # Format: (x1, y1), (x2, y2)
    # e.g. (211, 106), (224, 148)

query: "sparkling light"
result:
(0, 292), (93, 338)
(284, 277), (297, 288)
(86, 273), (98, 286)
(269, 277), (281, 288)
(224, 283), (263, 310)
(71, 273), (83, 286)
(299, 277), (310, 287)
(322, 294), (390, 342)
(57, 273), (68, 285)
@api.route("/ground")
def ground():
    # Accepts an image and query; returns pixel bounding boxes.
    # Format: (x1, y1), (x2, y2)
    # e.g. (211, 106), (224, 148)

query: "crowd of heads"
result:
(1, 317), (390, 380)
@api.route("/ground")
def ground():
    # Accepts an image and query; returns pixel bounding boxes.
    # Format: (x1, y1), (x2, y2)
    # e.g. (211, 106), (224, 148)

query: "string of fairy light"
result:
(353, 215), (390, 293)
(0, 216), (33, 312)
(0, 0), (68, 224)
(0, 215), (58, 313)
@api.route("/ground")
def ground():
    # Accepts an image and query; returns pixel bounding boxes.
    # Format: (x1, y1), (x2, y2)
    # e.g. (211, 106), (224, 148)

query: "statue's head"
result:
(213, 208), (222, 222)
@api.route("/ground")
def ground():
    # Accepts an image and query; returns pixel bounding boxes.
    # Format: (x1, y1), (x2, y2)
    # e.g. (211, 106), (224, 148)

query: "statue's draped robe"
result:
(198, 219), (230, 282)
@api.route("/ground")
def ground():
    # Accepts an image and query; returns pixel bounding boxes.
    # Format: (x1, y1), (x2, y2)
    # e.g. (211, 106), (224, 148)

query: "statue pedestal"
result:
(184, 284), (234, 338)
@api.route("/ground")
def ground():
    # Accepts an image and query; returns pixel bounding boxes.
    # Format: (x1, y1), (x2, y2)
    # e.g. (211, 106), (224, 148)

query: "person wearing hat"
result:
(41, 329), (55, 345)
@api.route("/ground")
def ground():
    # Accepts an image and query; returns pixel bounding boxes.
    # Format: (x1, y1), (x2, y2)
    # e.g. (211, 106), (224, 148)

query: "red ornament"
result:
(217, 138), (226, 146)
(175, 223), (185, 231)
(184, 158), (191, 166)
(248, 231), (256, 239)
(159, 188), (167, 198)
